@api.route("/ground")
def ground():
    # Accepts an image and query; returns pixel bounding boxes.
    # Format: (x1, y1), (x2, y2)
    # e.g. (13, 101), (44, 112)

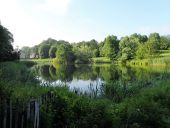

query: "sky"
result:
(0, 0), (170, 48)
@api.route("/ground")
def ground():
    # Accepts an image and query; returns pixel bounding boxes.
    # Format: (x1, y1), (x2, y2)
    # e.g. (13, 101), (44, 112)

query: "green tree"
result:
(20, 46), (31, 59)
(136, 44), (148, 59)
(30, 45), (39, 58)
(146, 33), (160, 56)
(39, 44), (50, 59)
(72, 40), (99, 63)
(55, 44), (75, 64)
(0, 24), (15, 61)
(160, 36), (170, 50)
(49, 46), (57, 58)
(101, 35), (119, 59)
(119, 36), (137, 61)
(88, 39), (99, 57)
(119, 34), (147, 61)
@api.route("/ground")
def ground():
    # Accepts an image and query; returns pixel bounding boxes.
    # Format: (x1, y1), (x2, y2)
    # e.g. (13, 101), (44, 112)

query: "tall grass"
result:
(126, 50), (170, 67)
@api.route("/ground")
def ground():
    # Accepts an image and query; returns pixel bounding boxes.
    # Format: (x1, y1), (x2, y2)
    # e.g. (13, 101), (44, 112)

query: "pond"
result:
(33, 63), (170, 96)
(1, 62), (170, 128)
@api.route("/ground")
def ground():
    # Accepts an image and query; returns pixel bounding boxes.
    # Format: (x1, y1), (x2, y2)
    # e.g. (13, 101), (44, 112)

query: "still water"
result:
(1, 62), (170, 128)
(34, 64), (170, 95)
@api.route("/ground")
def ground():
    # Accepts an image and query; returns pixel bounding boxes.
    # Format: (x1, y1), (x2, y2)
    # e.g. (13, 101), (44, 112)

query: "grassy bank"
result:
(126, 50), (170, 67)
(24, 57), (112, 64)
(91, 57), (112, 63)
(21, 58), (53, 64)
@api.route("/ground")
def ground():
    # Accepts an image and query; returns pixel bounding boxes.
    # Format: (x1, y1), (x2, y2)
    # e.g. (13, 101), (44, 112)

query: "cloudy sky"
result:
(0, 0), (170, 47)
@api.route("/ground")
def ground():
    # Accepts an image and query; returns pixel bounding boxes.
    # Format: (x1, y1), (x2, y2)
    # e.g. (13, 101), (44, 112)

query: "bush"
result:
(110, 83), (170, 128)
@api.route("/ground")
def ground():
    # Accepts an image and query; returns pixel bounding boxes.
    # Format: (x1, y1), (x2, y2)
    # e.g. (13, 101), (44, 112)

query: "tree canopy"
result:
(0, 24), (19, 61)
(55, 44), (75, 64)
(101, 35), (119, 59)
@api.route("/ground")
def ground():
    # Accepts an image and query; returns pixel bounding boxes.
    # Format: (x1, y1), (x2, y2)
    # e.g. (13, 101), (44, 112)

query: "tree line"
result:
(1, 23), (170, 63)
(21, 33), (170, 63)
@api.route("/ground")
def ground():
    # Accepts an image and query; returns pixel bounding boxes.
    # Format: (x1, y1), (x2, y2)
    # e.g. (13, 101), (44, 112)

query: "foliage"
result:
(39, 44), (51, 59)
(55, 44), (75, 64)
(136, 44), (148, 59)
(119, 34), (146, 61)
(20, 32), (170, 64)
(160, 36), (170, 50)
(72, 40), (99, 63)
(146, 33), (160, 56)
(101, 35), (119, 59)
(30, 45), (39, 58)
(20, 46), (31, 59)
(0, 24), (20, 61)
(49, 46), (57, 58)
(110, 83), (170, 128)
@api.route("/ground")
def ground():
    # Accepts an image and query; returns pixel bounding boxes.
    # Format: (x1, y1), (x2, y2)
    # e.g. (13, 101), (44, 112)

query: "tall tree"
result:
(159, 36), (170, 50)
(39, 44), (50, 59)
(136, 44), (148, 59)
(119, 36), (136, 60)
(0, 24), (14, 61)
(49, 46), (57, 58)
(20, 46), (31, 59)
(146, 33), (160, 56)
(55, 44), (75, 64)
(119, 34), (147, 61)
(101, 35), (119, 59)
(72, 40), (99, 63)
(30, 45), (39, 58)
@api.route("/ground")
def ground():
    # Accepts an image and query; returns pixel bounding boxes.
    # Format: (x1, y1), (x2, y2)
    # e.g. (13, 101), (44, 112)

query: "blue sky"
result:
(0, 0), (170, 47)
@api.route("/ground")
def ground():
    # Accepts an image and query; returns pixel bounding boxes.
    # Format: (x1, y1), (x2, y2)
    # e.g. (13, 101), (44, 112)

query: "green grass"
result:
(160, 50), (170, 57)
(21, 58), (53, 64)
(91, 57), (112, 63)
(127, 50), (170, 67)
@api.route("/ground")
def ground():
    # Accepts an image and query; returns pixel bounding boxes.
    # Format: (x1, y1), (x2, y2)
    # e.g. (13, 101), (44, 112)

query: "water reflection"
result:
(33, 64), (170, 97)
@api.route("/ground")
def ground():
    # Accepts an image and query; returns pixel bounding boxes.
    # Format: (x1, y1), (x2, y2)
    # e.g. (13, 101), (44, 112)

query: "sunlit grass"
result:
(91, 57), (111, 63)
(160, 50), (170, 57)
(127, 50), (170, 67)
(21, 58), (54, 64)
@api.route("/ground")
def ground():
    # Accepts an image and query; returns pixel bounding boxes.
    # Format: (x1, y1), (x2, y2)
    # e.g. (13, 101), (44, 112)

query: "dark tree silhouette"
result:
(0, 23), (20, 61)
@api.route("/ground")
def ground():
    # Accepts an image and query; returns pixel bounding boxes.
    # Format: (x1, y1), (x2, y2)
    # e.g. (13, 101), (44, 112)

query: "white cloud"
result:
(40, 0), (71, 14)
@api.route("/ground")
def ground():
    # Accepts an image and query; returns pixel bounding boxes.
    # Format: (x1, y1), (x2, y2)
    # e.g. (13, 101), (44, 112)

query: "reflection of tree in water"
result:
(52, 64), (75, 82)
(131, 67), (165, 81)
(120, 66), (131, 81)
(100, 66), (170, 102)
(39, 65), (52, 81)
(36, 64), (74, 82)
(99, 65), (119, 81)
(49, 65), (58, 80)
(35, 63), (170, 101)
(73, 65), (98, 80)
